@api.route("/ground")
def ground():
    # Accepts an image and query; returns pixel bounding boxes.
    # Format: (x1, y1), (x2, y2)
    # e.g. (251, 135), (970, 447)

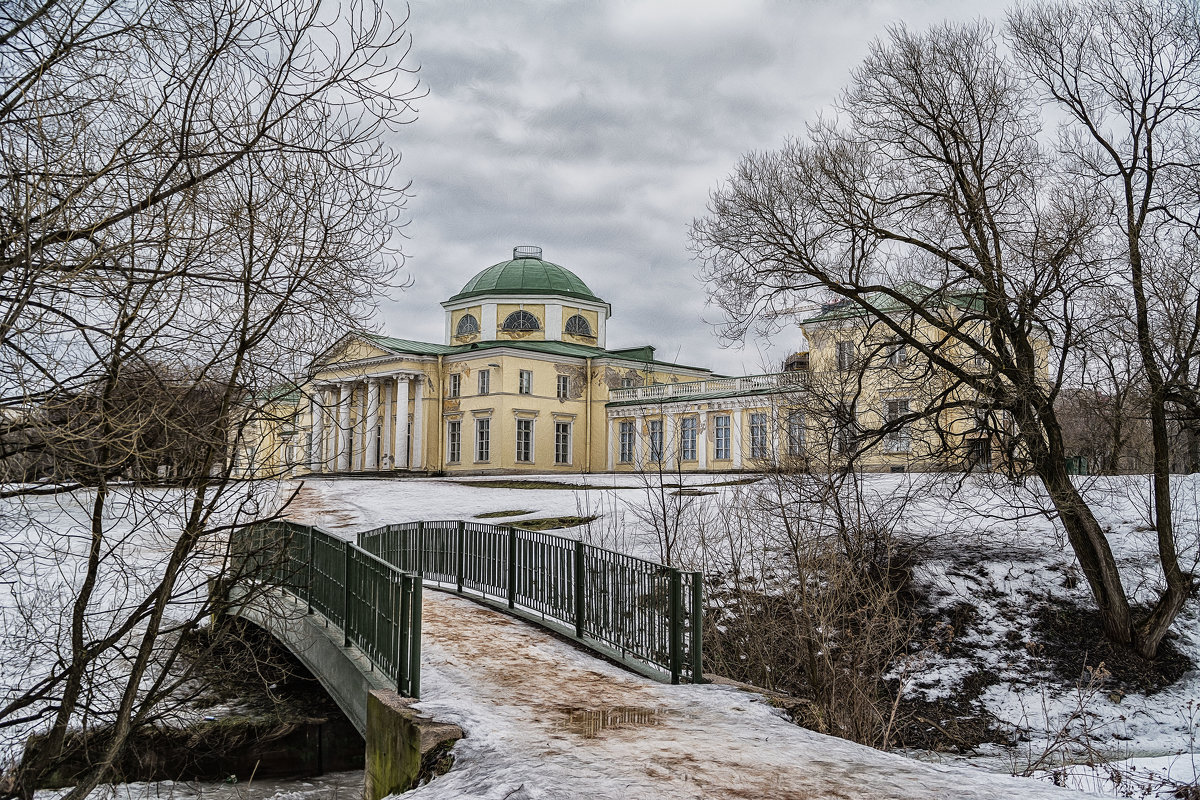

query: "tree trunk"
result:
(1037, 460), (1135, 645)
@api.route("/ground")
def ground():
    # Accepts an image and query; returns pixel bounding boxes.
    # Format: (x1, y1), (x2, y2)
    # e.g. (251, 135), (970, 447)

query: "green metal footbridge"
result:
(236, 519), (705, 706)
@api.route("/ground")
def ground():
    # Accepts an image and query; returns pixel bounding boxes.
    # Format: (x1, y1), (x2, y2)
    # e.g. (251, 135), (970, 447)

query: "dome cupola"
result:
(442, 246), (611, 347)
(447, 246), (604, 304)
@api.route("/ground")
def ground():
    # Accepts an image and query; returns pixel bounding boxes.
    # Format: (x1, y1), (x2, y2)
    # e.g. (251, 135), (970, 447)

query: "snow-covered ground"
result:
(4, 473), (1195, 797)
(287, 472), (1200, 798)
(408, 590), (1092, 799)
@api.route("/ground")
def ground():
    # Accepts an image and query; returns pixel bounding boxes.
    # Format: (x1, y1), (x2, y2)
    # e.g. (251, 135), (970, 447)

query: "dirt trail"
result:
(411, 591), (1087, 800)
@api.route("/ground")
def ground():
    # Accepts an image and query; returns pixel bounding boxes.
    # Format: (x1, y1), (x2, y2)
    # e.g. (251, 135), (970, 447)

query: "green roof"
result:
(448, 257), (603, 304)
(358, 333), (709, 373)
(804, 283), (983, 323)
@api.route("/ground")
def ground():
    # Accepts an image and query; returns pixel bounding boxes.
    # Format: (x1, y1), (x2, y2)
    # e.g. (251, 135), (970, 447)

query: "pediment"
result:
(312, 334), (394, 370)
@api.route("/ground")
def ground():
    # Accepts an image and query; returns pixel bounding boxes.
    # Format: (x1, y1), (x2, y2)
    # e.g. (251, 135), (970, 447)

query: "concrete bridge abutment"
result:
(228, 589), (461, 799)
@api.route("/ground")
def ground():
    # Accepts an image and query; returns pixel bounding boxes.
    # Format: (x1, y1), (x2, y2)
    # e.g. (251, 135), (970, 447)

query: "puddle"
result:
(562, 706), (669, 738)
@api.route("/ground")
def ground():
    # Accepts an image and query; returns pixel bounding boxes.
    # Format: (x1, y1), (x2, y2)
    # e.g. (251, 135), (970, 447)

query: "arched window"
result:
(564, 313), (593, 337)
(455, 314), (480, 336)
(502, 310), (540, 332)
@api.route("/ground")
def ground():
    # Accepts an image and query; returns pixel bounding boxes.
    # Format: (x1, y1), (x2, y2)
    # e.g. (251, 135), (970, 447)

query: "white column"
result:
(606, 418), (615, 470)
(635, 411), (647, 466)
(395, 375), (411, 469)
(698, 413), (708, 471)
(666, 413), (678, 470)
(545, 304), (563, 341)
(411, 375), (425, 470)
(365, 378), (380, 470)
(336, 381), (352, 472)
(482, 303), (498, 340)
(381, 379), (393, 468)
(732, 408), (743, 470)
(309, 388), (325, 472)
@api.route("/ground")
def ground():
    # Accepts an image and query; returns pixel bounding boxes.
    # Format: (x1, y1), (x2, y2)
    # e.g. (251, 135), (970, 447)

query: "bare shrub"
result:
(697, 470), (925, 748)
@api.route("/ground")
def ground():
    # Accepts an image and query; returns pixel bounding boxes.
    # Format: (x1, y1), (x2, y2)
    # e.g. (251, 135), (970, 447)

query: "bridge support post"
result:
(409, 580), (422, 699)
(573, 540), (585, 639)
(343, 539), (352, 647)
(455, 520), (465, 594)
(506, 527), (516, 609)
(690, 571), (704, 684)
(668, 568), (682, 685)
(305, 526), (314, 614)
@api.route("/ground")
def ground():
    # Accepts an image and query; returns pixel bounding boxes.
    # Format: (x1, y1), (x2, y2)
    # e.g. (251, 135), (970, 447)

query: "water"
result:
(35, 771), (365, 800)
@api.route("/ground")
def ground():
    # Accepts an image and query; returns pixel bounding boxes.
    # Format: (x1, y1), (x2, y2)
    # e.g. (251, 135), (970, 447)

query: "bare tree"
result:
(0, 0), (418, 796)
(692, 10), (1195, 657)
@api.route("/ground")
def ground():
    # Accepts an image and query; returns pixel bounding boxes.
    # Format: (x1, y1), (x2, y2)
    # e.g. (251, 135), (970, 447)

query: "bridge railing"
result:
(234, 521), (423, 698)
(357, 520), (703, 685)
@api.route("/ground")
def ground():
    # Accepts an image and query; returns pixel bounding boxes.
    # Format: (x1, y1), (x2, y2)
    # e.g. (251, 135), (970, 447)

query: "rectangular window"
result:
(648, 419), (664, 461)
(475, 418), (490, 462)
(447, 420), (461, 463)
(888, 342), (908, 366)
(680, 417), (698, 461)
(554, 421), (571, 465)
(885, 399), (911, 452)
(515, 418), (533, 462)
(837, 340), (855, 371)
(478, 369), (490, 395)
(519, 369), (533, 395)
(714, 415), (731, 460)
(557, 374), (569, 400)
(787, 412), (805, 456)
(619, 421), (636, 463)
(750, 413), (768, 458)
(449, 373), (461, 398)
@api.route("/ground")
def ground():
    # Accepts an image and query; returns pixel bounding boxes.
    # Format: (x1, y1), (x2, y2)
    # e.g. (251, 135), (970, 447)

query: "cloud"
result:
(379, 0), (1004, 374)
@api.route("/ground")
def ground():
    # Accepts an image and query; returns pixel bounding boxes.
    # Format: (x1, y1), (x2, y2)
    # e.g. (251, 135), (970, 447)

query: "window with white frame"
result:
(448, 373), (461, 398)
(475, 418), (490, 462)
(519, 369), (533, 395)
(888, 341), (908, 366)
(837, 340), (855, 371)
(564, 314), (593, 337)
(787, 412), (805, 456)
(478, 369), (490, 395)
(714, 415), (731, 459)
(618, 421), (635, 463)
(447, 420), (461, 463)
(749, 413), (768, 458)
(556, 374), (569, 400)
(515, 418), (533, 462)
(554, 421), (571, 465)
(502, 310), (540, 331)
(885, 399), (911, 452)
(455, 314), (479, 336)
(680, 416), (698, 461)
(649, 419), (664, 461)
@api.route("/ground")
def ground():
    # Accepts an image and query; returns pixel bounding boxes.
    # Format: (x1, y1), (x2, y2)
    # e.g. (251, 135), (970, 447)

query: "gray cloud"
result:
(379, 0), (1004, 374)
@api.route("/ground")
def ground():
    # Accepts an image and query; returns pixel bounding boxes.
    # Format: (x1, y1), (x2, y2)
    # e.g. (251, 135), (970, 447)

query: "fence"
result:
(357, 520), (704, 684)
(235, 522), (423, 698)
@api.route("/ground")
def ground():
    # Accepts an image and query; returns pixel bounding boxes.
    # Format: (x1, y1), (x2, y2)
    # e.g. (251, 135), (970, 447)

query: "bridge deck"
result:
(404, 590), (1086, 800)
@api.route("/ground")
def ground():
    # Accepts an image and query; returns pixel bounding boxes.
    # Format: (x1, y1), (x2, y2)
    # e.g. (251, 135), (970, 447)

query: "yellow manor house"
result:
(243, 246), (1011, 477)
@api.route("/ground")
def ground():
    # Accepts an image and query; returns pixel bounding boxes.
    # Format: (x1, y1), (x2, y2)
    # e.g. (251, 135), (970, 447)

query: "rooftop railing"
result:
(609, 370), (809, 403)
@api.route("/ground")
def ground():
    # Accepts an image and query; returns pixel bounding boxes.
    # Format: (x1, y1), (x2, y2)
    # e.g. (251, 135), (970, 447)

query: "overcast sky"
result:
(379, 0), (999, 375)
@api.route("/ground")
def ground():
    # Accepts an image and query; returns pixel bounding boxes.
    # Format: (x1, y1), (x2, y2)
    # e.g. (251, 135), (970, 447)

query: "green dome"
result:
(449, 247), (603, 304)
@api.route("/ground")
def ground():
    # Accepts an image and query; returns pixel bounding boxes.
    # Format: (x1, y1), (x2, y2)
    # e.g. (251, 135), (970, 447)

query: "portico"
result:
(308, 371), (427, 474)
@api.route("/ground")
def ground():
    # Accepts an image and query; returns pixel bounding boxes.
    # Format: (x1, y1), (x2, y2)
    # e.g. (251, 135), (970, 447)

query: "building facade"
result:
(248, 248), (1020, 477)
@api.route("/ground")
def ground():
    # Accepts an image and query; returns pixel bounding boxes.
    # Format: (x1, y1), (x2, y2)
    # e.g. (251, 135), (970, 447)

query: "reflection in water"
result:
(565, 706), (668, 738)
(36, 771), (365, 800)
